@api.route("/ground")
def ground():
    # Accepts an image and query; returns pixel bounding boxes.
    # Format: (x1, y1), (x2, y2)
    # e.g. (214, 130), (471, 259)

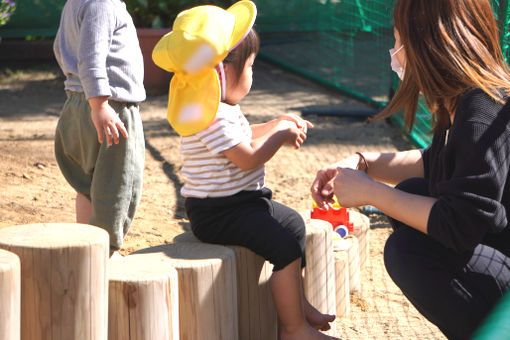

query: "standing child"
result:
(152, 1), (338, 339)
(53, 0), (146, 255)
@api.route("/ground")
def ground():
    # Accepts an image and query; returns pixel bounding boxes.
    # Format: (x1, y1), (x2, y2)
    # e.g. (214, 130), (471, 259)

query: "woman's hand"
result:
(311, 163), (340, 209)
(333, 167), (374, 208)
(311, 153), (367, 209)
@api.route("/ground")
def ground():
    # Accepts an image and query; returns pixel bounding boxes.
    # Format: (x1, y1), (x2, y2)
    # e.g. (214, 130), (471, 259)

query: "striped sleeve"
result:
(195, 108), (247, 154)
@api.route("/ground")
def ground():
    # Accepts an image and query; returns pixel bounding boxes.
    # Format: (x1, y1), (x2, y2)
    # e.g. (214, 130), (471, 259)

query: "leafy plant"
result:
(125, 0), (236, 29)
(0, 0), (16, 27)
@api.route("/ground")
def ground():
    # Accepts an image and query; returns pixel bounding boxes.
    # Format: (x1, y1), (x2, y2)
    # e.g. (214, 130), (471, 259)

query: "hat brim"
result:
(167, 69), (221, 136)
(226, 1), (257, 51)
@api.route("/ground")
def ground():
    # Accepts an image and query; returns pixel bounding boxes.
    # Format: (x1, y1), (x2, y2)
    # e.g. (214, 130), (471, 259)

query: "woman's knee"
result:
(384, 227), (420, 283)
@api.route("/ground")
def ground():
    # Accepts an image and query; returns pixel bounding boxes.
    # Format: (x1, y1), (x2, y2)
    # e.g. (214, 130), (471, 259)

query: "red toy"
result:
(310, 198), (357, 232)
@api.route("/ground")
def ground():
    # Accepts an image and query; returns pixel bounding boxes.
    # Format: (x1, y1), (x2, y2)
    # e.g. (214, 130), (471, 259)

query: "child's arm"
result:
(88, 96), (128, 146)
(223, 120), (306, 170)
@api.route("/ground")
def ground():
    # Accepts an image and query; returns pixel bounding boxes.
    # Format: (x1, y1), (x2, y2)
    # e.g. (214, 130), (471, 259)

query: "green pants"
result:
(54, 91), (145, 250)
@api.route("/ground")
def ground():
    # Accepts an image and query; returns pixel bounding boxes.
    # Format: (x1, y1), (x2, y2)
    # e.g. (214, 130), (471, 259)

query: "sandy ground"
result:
(0, 59), (446, 339)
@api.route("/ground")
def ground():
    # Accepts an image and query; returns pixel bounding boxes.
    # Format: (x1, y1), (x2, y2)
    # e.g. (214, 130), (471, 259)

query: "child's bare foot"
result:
(304, 300), (336, 331)
(280, 323), (341, 340)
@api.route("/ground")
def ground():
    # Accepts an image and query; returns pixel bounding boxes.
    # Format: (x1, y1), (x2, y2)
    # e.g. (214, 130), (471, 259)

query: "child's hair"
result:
(223, 28), (260, 84)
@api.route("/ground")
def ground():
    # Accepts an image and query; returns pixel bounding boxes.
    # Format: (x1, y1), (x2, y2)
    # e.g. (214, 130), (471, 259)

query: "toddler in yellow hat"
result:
(153, 1), (339, 339)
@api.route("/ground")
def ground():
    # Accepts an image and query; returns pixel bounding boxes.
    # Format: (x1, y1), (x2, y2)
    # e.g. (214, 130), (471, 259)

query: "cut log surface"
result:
(173, 232), (278, 340)
(108, 255), (179, 340)
(0, 249), (20, 340)
(132, 242), (238, 340)
(0, 223), (109, 340)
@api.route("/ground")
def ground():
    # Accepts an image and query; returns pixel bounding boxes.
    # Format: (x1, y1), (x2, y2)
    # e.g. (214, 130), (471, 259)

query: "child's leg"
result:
(89, 102), (144, 251)
(301, 275), (336, 331)
(268, 200), (336, 330)
(270, 258), (305, 334)
(186, 191), (338, 338)
(55, 93), (143, 251)
(75, 193), (92, 223)
(272, 258), (340, 340)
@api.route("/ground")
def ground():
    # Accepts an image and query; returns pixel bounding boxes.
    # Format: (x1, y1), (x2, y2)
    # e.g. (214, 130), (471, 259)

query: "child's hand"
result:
(279, 114), (313, 133)
(279, 120), (307, 149)
(89, 97), (128, 146)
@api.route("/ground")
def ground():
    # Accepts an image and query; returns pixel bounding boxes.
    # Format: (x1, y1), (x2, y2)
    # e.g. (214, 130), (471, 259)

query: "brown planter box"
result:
(137, 28), (172, 96)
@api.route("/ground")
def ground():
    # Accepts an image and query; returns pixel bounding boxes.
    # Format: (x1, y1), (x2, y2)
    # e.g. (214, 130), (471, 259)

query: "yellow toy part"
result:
(312, 195), (343, 209)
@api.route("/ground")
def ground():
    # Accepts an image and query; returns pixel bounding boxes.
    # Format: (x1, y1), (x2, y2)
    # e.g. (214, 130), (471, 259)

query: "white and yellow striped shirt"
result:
(180, 103), (265, 198)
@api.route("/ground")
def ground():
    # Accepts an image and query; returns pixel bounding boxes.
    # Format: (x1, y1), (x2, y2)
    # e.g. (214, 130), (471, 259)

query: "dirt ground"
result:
(0, 59), (446, 339)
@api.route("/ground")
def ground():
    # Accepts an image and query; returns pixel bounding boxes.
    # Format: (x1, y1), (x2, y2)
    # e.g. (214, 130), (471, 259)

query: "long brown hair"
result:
(376, 0), (510, 132)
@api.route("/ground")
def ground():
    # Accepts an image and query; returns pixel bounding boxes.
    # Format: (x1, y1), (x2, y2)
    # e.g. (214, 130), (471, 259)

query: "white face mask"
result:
(389, 45), (405, 80)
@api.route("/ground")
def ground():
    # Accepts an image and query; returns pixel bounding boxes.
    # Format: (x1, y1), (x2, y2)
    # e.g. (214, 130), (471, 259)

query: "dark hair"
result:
(376, 0), (510, 132)
(223, 28), (259, 84)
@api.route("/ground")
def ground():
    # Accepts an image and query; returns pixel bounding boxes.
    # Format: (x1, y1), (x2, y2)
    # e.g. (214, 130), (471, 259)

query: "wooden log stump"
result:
(333, 251), (350, 317)
(132, 242), (238, 340)
(350, 210), (370, 270)
(108, 255), (179, 340)
(0, 223), (109, 340)
(334, 236), (360, 294)
(304, 219), (336, 322)
(0, 249), (20, 340)
(173, 232), (278, 340)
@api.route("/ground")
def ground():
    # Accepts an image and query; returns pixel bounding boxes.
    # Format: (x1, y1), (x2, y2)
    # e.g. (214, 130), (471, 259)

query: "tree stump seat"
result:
(131, 242), (238, 340)
(0, 223), (109, 340)
(0, 249), (20, 340)
(173, 232), (278, 340)
(108, 254), (180, 340)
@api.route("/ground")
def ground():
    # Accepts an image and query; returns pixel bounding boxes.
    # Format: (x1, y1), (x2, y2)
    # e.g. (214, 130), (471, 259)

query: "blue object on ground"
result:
(362, 205), (383, 215)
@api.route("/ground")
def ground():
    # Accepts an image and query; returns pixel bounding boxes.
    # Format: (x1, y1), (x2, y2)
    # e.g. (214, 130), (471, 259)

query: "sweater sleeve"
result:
(427, 91), (510, 252)
(77, 1), (116, 99)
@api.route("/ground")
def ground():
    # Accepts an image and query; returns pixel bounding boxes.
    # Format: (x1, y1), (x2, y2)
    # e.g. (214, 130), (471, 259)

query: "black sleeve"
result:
(427, 91), (510, 252)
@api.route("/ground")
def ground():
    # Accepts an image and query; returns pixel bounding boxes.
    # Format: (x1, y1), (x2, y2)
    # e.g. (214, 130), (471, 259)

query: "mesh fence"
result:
(255, 0), (510, 148)
(255, 0), (394, 108)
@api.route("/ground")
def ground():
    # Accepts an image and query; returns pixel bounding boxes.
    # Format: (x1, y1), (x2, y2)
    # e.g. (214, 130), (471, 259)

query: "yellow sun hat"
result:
(152, 0), (257, 136)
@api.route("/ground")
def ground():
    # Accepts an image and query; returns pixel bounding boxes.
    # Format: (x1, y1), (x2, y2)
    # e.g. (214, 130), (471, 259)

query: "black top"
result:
(422, 88), (510, 256)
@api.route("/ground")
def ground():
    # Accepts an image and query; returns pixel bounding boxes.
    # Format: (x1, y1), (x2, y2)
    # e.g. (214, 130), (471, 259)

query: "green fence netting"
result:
(255, 0), (394, 108)
(255, 0), (510, 148)
(2, 0), (510, 148)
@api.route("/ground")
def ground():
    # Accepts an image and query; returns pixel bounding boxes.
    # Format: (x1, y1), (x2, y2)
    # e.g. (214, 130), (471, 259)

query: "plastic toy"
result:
(310, 197), (357, 233)
(334, 225), (349, 238)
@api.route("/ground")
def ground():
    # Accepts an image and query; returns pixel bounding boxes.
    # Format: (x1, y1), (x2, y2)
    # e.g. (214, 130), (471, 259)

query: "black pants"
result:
(185, 188), (306, 271)
(384, 178), (510, 340)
